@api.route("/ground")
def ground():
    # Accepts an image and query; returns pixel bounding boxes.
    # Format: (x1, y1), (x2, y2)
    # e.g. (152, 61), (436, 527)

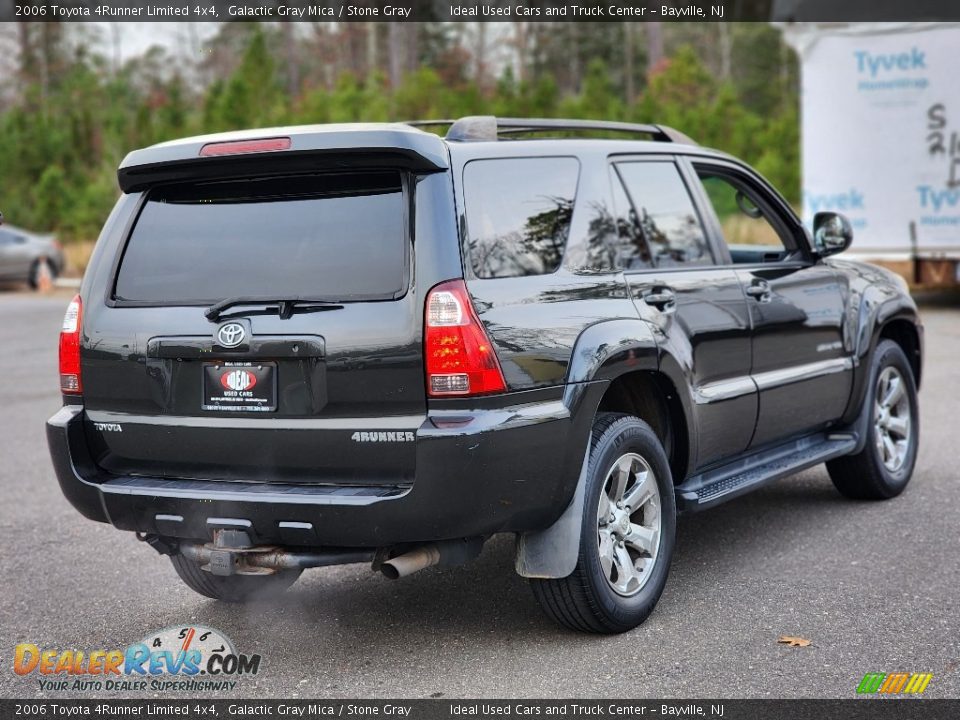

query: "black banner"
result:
(2, 0), (960, 23)
(1, 699), (959, 720)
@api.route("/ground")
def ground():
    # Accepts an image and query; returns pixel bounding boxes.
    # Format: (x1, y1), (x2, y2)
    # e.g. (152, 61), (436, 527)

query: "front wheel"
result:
(531, 413), (677, 633)
(826, 339), (919, 499)
(171, 553), (301, 603)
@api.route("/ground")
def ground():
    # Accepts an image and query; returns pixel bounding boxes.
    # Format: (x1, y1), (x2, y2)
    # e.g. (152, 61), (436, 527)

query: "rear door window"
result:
(610, 169), (654, 270)
(114, 171), (407, 304)
(462, 157), (579, 278)
(614, 161), (712, 268)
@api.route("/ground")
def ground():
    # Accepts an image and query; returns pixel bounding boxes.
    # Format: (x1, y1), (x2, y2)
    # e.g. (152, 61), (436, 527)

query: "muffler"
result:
(380, 537), (484, 580)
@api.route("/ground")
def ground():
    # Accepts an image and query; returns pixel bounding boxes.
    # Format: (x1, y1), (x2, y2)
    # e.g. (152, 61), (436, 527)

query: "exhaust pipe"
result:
(379, 537), (485, 580)
(176, 540), (374, 576)
(380, 545), (442, 580)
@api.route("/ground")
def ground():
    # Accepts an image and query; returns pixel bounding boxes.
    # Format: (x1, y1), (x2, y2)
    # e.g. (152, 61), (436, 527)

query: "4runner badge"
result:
(351, 431), (415, 443)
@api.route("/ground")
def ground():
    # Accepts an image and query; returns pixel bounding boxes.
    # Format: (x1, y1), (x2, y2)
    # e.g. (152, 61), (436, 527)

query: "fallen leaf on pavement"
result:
(777, 635), (811, 647)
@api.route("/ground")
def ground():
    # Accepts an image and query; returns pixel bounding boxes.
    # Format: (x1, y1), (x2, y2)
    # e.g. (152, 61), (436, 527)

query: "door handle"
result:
(642, 287), (676, 312)
(745, 280), (771, 302)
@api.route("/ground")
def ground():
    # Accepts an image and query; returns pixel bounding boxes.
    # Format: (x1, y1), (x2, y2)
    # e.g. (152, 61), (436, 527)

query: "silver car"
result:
(0, 219), (64, 289)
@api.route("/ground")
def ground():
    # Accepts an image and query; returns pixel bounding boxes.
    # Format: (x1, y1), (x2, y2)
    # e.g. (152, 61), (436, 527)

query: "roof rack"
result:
(405, 116), (696, 145)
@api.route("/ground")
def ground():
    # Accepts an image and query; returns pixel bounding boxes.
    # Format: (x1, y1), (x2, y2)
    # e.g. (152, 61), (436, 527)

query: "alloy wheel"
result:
(597, 453), (662, 596)
(874, 366), (912, 473)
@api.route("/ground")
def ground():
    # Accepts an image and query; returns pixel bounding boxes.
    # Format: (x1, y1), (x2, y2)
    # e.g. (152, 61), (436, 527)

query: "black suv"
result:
(47, 117), (922, 633)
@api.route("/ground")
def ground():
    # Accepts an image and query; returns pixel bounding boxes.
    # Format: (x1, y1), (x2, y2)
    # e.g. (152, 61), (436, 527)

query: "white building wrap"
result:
(785, 23), (960, 259)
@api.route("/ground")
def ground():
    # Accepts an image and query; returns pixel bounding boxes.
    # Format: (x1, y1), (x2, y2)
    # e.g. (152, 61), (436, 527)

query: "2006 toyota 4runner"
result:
(47, 117), (922, 633)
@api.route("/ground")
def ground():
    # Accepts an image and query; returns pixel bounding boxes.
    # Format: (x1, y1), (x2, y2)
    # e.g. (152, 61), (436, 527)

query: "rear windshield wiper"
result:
(205, 296), (344, 321)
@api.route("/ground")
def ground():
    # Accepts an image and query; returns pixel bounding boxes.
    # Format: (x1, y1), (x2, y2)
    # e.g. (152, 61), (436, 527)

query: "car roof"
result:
(444, 137), (734, 163)
(117, 119), (735, 192)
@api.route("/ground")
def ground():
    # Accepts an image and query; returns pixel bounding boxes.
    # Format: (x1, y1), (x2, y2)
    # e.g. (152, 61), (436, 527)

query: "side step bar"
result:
(675, 433), (858, 512)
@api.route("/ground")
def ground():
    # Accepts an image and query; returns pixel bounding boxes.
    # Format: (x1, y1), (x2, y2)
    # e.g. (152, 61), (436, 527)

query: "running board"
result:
(675, 433), (857, 512)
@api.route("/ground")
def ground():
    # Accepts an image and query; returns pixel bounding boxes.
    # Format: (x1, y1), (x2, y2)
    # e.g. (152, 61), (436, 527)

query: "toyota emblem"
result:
(217, 323), (246, 348)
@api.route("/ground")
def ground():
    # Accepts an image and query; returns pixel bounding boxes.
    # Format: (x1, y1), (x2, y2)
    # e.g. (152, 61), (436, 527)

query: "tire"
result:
(826, 339), (919, 500)
(531, 412), (677, 634)
(171, 553), (301, 603)
(28, 258), (55, 290)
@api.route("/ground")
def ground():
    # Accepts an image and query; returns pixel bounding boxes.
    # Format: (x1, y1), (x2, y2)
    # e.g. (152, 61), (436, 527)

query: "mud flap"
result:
(514, 445), (590, 579)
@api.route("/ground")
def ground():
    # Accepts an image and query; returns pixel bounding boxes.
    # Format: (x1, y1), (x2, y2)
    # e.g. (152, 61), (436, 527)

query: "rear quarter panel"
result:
(450, 143), (645, 390)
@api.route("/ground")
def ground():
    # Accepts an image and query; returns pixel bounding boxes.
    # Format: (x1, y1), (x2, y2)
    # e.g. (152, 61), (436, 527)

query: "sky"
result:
(99, 22), (220, 63)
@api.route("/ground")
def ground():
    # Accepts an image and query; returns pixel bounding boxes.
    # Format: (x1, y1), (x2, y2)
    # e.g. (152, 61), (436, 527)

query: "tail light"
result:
(59, 294), (82, 394)
(425, 280), (506, 397)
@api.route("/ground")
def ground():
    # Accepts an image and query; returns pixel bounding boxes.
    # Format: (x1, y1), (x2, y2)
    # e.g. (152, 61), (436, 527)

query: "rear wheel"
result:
(827, 340), (919, 499)
(531, 413), (676, 633)
(171, 553), (301, 603)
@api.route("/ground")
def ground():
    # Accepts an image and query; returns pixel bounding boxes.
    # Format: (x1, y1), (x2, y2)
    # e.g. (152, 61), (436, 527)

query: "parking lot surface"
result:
(1, 292), (957, 699)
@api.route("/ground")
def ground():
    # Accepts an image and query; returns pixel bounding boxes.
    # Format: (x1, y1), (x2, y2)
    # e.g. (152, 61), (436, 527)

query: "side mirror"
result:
(0, 210), (4, 226)
(812, 211), (853, 257)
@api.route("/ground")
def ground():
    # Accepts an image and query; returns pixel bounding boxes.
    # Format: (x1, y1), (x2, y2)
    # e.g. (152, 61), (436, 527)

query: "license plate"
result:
(202, 362), (277, 412)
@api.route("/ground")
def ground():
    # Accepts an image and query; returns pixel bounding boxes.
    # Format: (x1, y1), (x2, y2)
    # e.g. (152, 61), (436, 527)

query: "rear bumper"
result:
(47, 390), (595, 547)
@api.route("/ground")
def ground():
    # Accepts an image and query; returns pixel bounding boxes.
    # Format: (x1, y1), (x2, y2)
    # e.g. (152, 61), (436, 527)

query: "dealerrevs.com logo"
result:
(13, 625), (260, 693)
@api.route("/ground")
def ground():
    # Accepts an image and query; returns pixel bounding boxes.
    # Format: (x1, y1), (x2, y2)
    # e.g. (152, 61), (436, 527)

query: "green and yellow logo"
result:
(857, 672), (933, 694)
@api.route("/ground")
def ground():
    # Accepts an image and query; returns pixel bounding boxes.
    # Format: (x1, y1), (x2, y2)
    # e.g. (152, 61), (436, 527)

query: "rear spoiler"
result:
(117, 125), (449, 193)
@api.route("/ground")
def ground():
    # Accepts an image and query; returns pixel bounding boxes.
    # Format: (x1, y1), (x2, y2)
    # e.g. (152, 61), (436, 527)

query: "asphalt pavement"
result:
(1, 291), (957, 699)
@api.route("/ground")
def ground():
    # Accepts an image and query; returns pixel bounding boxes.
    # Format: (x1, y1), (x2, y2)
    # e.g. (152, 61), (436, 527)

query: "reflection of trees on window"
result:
(622, 206), (652, 268)
(637, 207), (704, 265)
(464, 157), (579, 279)
(469, 195), (572, 277)
(581, 174), (656, 273)
(521, 195), (573, 270)
(615, 162), (710, 268)
(581, 201), (619, 271)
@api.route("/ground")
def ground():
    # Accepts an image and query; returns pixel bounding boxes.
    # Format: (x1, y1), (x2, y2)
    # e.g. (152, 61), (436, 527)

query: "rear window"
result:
(114, 171), (407, 303)
(462, 157), (579, 279)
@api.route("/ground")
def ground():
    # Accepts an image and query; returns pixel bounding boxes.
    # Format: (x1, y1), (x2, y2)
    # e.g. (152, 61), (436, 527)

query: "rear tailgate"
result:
(82, 166), (427, 487)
